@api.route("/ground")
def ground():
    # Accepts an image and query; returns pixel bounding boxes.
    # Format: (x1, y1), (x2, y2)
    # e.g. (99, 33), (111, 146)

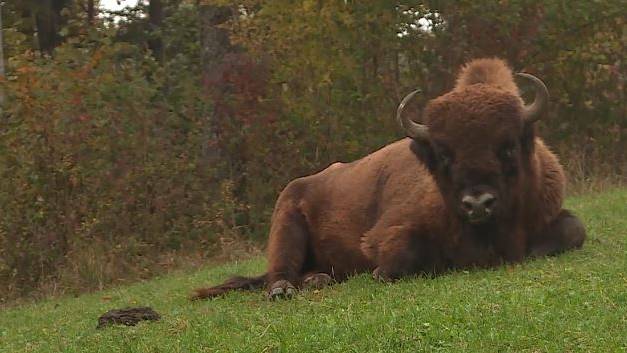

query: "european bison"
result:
(192, 58), (586, 300)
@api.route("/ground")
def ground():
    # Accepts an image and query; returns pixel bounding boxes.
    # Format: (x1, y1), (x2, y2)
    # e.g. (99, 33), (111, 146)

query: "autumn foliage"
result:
(0, 1), (624, 301)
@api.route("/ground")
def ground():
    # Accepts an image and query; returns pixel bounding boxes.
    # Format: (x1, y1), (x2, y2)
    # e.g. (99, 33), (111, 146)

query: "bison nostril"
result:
(482, 195), (497, 210)
(461, 199), (474, 212)
(461, 193), (497, 217)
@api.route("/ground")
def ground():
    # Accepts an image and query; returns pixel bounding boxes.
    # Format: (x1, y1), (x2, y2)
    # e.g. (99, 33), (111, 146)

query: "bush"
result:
(0, 38), (234, 300)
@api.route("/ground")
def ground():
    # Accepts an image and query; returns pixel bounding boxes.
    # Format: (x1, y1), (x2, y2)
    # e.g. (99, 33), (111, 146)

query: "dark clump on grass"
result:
(96, 307), (161, 329)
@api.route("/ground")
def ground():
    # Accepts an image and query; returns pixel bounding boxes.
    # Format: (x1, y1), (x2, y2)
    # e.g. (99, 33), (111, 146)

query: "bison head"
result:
(398, 59), (548, 225)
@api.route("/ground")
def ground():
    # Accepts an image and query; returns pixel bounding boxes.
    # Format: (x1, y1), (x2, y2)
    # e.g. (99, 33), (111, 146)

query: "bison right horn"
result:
(397, 89), (430, 141)
(516, 73), (549, 123)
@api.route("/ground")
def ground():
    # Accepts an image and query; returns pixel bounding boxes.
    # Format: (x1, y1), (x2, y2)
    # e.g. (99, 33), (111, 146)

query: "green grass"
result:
(1, 189), (626, 353)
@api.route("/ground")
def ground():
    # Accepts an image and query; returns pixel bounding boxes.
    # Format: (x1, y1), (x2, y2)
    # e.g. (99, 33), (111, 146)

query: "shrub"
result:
(0, 38), (230, 300)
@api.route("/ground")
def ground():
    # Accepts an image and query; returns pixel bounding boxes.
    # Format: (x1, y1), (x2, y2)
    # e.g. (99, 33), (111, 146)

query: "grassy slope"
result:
(1, 189), (626, 353)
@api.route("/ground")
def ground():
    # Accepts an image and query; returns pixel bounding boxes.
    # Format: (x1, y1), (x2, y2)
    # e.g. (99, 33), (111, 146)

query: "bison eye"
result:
(440, 153), (451, 168)
(498, 144), (516, 161)
(432, 142), (453, 172)
(498, 143), (519, 176)
(436, 150), (453, 170)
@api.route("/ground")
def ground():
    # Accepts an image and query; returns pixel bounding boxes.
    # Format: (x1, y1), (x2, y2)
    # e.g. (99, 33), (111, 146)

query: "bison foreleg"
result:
(266, 203), (311, 300)
(267, 279), (297, 300)
(302, 273), (334, 290)
(268, 273), (334, 299)
(528, 209), (586, 257)
(362, 225), (424, 281)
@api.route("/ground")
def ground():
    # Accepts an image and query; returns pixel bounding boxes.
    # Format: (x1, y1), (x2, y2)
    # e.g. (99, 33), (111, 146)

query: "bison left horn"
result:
(516, 73), (549, 123)
(397, 89), (429, 141)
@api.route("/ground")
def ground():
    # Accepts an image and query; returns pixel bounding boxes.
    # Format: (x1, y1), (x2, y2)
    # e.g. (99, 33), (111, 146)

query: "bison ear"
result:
(521, 122), (536, 156)
(409, 139), (437, 172)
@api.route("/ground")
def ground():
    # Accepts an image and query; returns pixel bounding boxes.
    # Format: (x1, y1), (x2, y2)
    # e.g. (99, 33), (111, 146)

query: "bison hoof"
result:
(268, 280), (297, 300)
(303, 273), (334, 290)
(372, 267), (394, 282)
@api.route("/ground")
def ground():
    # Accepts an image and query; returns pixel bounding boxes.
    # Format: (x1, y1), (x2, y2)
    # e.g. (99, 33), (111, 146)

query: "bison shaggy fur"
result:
(192, 58), (586, 300)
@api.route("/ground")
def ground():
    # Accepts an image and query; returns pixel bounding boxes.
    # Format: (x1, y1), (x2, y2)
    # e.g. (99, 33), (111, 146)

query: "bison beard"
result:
(191, 58), (586, 300)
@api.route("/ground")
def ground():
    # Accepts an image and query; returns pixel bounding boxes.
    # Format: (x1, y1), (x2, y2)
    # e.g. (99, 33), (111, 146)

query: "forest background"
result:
(0, 0), (624, 302)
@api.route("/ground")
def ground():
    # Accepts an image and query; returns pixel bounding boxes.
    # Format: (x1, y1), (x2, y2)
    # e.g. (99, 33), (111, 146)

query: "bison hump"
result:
(454, 58), (519, 95)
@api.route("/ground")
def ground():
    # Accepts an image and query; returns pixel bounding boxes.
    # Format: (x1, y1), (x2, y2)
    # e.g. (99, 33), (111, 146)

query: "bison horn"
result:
(397, 89), (429, 141)
(516, 73), (549, 123)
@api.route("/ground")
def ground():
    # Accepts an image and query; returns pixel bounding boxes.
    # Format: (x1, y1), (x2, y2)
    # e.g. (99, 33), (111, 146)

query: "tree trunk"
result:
(34, 0), (69, 55)
(148, 0), (164, 62)
(0, 2), (5, 108)
(199, 5), (232, 81)
(86, 0), (95, 26)
(35, 0), (58, 55)
(198, 4), (233, 166)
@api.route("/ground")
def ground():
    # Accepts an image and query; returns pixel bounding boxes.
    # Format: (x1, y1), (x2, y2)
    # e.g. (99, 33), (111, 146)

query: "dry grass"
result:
(561, 156), (625, 195)
(1, 235), (263, 308)
(2, 145), (624, 306)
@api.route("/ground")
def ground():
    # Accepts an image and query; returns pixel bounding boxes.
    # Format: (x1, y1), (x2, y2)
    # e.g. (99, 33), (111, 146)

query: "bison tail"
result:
(190, 273), (267, 300)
